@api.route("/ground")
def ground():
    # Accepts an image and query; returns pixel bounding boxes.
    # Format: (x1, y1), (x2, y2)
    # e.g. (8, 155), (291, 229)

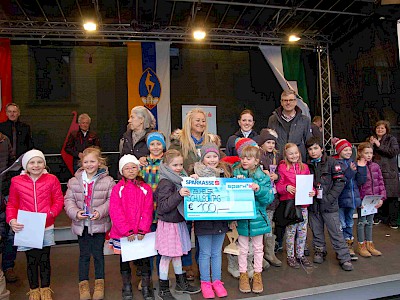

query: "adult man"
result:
(65, 113), (100, 172)
(267, 90), (312, 161)
(0, 103), (34, 283)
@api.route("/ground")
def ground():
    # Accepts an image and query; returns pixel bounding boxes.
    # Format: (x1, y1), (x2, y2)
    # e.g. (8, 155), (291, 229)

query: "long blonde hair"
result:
(283, 143), (305, 171)
(181, 108), (210, 159)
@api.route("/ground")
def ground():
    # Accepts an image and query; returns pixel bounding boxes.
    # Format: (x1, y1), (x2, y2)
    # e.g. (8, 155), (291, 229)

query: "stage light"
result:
(84, 22), (97, 31)
(193, 29), (206, 40)
(288, 35), (301, 42)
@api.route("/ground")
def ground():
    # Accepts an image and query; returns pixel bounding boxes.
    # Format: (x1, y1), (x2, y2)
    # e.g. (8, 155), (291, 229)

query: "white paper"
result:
(361, 195), (382, 217)
(295, 175), (314, 205)
(14, 210), (46, 249)
(120, 232), (157, 262)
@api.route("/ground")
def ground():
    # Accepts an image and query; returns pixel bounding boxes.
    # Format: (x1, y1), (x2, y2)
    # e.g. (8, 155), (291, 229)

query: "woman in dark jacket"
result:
(369, 120), (400, 228)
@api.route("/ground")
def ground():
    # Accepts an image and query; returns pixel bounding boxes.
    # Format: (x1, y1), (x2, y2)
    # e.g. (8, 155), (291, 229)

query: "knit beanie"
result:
(332, 137), (352, 155)
(22, 149), (46, 170)
(119, 154), (140, 175)
(200, 143), (220, 162)
(235, 138), (257, 157)
(256, 128), (277, 146)
(146, 132), (166, 149)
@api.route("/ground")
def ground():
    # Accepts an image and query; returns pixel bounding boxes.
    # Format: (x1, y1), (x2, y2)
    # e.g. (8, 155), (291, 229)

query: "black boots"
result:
(121, 271), (133, 300)
(158, 279), (176, 300)
(174, 273), (201, 294)
(141, 275), (155, 300)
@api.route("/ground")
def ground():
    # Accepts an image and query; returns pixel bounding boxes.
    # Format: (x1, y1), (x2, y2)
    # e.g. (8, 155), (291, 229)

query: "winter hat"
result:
(200, 143), (220, 162)
(256, 128), (277, 146)
(119, 154), (140, 175)
(332, 137), (352, 155)
(146, 132), (166, 149)
(22, 149), (46, 170)
(235, 138), (257, 157)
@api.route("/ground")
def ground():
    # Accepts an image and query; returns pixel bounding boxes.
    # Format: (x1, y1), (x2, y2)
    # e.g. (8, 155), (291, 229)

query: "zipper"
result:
(259, 209), (269, 228)
(367, 163), (374, 193)
(33, 180), (38, 212)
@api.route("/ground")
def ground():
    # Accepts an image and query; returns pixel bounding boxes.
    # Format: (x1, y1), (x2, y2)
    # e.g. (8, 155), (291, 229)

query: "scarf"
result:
(311, 157), (322, 164)
(131, 130), (146, 148)
(191, 135), (204, 145)
(194, 162), (220, 177)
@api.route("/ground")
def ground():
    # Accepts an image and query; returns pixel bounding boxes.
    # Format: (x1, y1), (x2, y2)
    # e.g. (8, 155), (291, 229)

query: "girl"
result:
(276, 143), (315, 269)
(109, 155), (154, 300)
(64, 147), (115, 300)
(154, 149), (201, 300)
(193, 143), (230, 299)
(7, 150), (64, 300)
(356, 142), (386, 257)
(231, 143), (274, 294)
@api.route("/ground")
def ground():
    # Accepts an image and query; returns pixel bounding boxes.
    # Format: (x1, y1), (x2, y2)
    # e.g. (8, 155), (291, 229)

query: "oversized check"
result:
(182, 177), (256, 221)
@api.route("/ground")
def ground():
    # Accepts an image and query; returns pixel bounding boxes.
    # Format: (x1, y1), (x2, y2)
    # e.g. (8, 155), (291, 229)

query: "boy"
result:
(306, 137), (353, 271)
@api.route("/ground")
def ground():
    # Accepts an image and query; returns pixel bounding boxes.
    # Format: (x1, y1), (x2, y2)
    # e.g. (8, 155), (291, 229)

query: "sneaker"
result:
(287, 256), (300, 269)
(212, 280), (227, 298)
(298, 256), (313, 267)
(313, 251), (326, 264)
(373, 219), (381, 225)
(4, 268), (18, 283)
(340, 261), (354, 271)
(390, 224), (398, 229)
(201, 281), (215, 299)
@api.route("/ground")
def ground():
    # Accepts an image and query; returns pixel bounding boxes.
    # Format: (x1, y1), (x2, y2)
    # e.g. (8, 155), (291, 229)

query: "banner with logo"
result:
(182, 177), (256, 221)
(0, 38), (12, 122)
(127, 42), (171, 137)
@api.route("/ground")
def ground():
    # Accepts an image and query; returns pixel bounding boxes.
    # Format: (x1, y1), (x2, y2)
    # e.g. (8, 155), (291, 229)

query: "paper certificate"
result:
(14, 210), (46, 249)
(361, 195), (382, 217)
(295, 175), (314, 205)
(120, 232), (157, 262)
(182, 177), (256, 221)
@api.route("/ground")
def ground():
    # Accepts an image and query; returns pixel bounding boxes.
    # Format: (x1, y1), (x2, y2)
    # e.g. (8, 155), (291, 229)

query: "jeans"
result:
(197, 234), (225, 282)
(2, 223), (17, 271)
(77, 227), (105, 281)
(339, 207), (355, 240)
(357, 209), (374, 242)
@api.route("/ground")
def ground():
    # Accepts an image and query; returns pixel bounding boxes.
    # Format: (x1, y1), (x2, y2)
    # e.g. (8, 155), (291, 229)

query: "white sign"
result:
(361, 195), (382, 217)
(295, 175), (314, 205)
(182, 105), (217, 134)
(14, 210), (46, 249)
(120, 232), (157, 262)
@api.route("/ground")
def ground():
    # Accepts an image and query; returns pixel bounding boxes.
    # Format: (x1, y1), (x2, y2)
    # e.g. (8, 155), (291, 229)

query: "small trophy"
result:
(223, 228), (239, 255)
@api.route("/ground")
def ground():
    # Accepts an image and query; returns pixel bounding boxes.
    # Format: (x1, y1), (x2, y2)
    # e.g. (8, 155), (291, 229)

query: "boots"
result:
(121, 271), (133, 300)
(313, 248), (326, 264)
(141, 275), (155, 300)
(40, 287), (54, 300)
(79, 280), (91, 300)
(158, 279), (176, 300)
(93, 279), (105, 300)
(346, 239), (358, 261)
(238, 273), (251, 293)
(175, 273), (201, 294)
(27, 288), (41, 300)
(263, 235), (282, 267)
(252, 272), (263, 294)
(357, 242), (372, 258)
(227, 254), (240, 279)
(366, 241), (382, 256)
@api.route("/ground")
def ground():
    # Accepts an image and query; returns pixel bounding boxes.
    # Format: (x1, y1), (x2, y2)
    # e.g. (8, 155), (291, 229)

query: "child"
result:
(231, 142), (274, 294)
(332, 138), (367, 261)
(256, 128), (282, 267)
(64, 147), (115, 300)
(305, 137), (353, 271)
(7, 150), (64, 300)
(154, 149), (201, 300)
(276, 143), (315, 269)
(193, 143), (230, 299)
(356, 142), (386, 257)
(109, 155), (154, 300)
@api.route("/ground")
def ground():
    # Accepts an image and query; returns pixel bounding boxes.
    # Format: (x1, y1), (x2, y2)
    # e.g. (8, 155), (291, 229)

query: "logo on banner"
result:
(139, 68), (161, 109)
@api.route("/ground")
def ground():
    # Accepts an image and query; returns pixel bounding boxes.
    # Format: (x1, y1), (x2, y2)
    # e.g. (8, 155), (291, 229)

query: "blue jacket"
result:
(335, 158), (367, 209)
(233, 165), (274, 236)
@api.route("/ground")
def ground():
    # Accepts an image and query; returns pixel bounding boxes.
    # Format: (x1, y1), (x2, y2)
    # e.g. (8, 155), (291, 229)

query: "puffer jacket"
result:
(155, 179), (185, 223)
(109, 179), (153, 239)
(233, 165), (274, 236)
(6, 172), (64, 228)
(334, 158), (367, 209)
(225, 130), (258, 157)
(359, 161), (386, 201)
(64, 168), (115, 236)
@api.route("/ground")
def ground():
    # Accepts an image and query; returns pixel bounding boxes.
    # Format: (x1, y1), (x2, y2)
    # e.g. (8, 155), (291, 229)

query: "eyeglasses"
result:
(281, 98), (296, 103)
(123, 167), (138, 172)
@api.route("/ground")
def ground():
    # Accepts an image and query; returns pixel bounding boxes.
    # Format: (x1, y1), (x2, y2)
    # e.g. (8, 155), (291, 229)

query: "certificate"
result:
(182, 177), (256, 221)
(14, 210), (46, 249)
(295, 175), (314, 205)
(120, 232), (157, 262)
(361, 195), (382, 217)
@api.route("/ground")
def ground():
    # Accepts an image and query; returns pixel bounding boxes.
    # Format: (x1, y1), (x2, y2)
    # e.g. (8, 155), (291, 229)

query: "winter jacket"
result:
(169, 129), (201, 175)
(155, 179), (185, 223)
(120, 129), (151, 159)
(267, 106), (312, 162)
(307, 153), (346, 213)
(65, 129), (100, 164)
(64, 168), (115, 236)
(0, 119), (34, 157)
(225, 130), (258, 157)
(0, 133), (15, 197)
(372, 134), (399, 197)
(334, 158), (367, 209)
(276, 161), (312, 201)
(233, 165), (274, 237)
(109, 179), (153, 239)
(6, 173), (64, 228)
(359, 161), (386, 201)
(259, 150), (282, 211)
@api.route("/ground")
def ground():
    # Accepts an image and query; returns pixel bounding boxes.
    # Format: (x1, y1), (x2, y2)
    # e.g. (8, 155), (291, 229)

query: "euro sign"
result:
(188, 203), (193, 210)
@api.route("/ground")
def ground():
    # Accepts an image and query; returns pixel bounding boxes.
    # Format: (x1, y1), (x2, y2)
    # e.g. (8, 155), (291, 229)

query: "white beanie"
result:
(22, 149), (46, 170)
(119, 154), (140, 175)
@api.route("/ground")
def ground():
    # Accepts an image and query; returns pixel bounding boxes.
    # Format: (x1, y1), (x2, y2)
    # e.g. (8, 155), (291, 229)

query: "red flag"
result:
(0, 38), (12, 122)
(61, 111), (79, 175)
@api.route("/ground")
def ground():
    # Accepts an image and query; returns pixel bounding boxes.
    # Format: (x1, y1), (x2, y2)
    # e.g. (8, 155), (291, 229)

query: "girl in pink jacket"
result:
(109, 154), (154, 300)
(64, 147), (115, 300)
(7, 150), (64, 300)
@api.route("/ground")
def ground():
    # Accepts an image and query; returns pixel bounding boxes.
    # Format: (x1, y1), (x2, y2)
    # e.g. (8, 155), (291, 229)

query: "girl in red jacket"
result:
(7, 149), (64, 300)
(276, 143), (315, 269)
(64, 147), (115, 300)
(109, 154), (154, 300)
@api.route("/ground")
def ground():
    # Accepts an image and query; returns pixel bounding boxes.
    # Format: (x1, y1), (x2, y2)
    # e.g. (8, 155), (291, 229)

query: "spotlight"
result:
(193, 29), (206, 40)
(84, 21), (97, 31)
(288, 35), (301, 42)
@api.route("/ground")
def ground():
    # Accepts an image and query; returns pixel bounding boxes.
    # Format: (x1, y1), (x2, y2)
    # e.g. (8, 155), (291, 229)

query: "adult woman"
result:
(369, 120), (400, 228)
(120, 106), (156, 158)
(225, 109), (258, 156)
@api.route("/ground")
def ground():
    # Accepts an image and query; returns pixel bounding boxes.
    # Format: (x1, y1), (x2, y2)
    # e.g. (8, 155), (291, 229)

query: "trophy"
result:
(223, 228), (239, 255)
